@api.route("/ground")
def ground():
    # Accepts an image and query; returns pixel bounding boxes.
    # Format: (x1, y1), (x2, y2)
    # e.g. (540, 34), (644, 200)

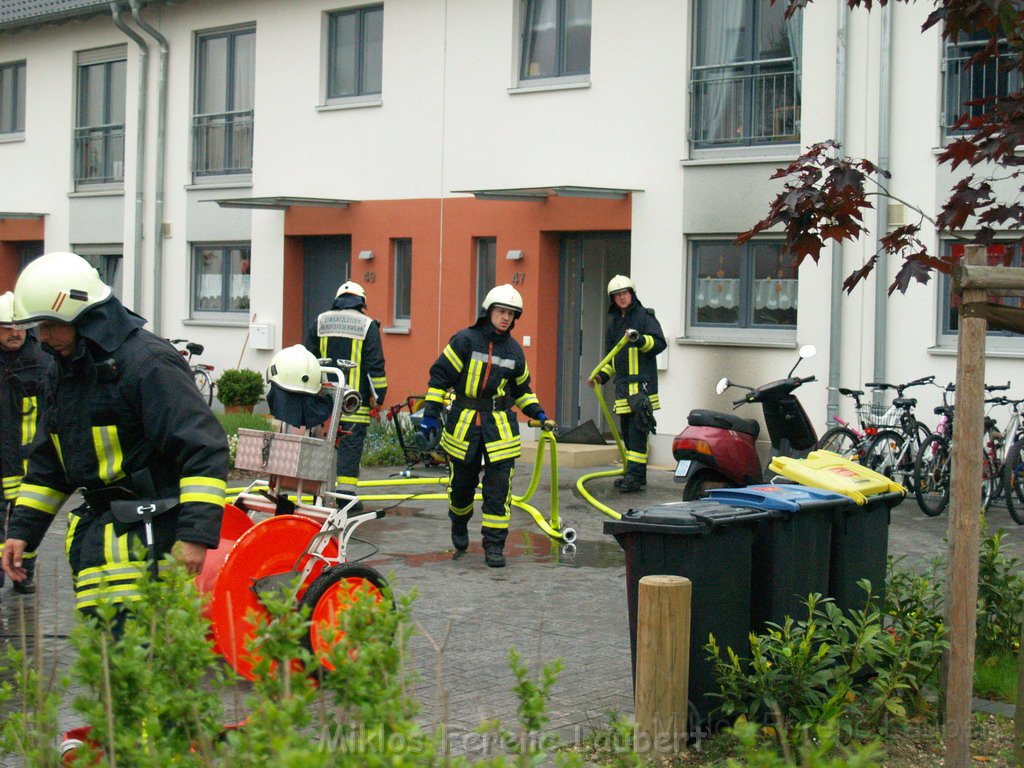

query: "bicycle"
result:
(912, 383), (1005, 517)
(171, 338), (215, 406)
(816, 385), (901, 458)
(858, 377), (936, 485)
(999, 397), (1024, 525)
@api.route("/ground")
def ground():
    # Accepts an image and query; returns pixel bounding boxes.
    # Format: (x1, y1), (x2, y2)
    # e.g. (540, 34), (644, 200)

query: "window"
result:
(943, 30), (1020, 139)
(392, 238), (412, 327)
(475, 237), (497, 310)
(0, 61), (26, 135)
(939, 242), (1024, 344)
(326, 5), (383, 101)
(519, 0), (591, 83)
(193, 26), (255, 177)
(689, 240), (798, 338)
(75, 47), (126, 187)
(192, 244), (251, 315)
(76, 247), (124, 298)
(691, 0), (801, 149)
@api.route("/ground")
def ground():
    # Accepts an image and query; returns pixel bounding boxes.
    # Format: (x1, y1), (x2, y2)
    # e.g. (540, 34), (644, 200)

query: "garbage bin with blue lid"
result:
(604, 500), (772, 726)
(769, 451), (907, 612)
(706, 484), (851, 630)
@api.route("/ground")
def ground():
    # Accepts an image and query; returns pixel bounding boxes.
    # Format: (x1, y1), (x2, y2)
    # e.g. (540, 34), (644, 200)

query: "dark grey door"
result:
(302, 235), (351, 337)
(556, 233), (630, 431)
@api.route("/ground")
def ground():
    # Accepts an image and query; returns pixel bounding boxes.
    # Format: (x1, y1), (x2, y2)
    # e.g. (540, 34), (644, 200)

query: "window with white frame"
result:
(475, 237), (497, 310)
(326, 5), (383, 102)
(75, 47), (127, 188)
(193, 26), (255, 178)
(518, 0), (591, 83)
(192, 244), (251, 316)
(0, 61), (26, 136)
(942, 29), (1020, 140)
(939, 241), (1024, 346)
(392, 238), (412, 327)
(689, 240), (798, 338)
(75, 247), (124, 299)
(690, 0), (801, 149)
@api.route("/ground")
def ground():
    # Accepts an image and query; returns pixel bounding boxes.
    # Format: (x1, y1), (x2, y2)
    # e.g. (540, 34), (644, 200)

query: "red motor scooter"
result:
(672, 345), (819, 500)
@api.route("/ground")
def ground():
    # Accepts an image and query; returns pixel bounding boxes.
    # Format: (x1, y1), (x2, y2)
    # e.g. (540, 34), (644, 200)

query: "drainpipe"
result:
(109, 2), (148, 315)
(827, 3), (849, 422)
(129, 0), (168, 336)
(872, 6), (893, 399)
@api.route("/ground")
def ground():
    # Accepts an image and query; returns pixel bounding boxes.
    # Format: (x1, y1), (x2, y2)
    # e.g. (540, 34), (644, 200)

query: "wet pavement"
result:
(2, 458), (1024, 763)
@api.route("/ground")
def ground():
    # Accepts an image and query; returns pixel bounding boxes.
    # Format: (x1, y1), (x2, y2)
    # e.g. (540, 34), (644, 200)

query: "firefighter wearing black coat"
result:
(0, 252), (229, 615)
(0, 292), (51, 596)
(418, 285), (552, 568)
(305, 280), (388, 508)
(590, 275), (667, 493)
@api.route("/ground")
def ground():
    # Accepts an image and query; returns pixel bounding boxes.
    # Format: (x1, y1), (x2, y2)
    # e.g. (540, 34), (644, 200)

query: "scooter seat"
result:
(687, 409), (761, 438)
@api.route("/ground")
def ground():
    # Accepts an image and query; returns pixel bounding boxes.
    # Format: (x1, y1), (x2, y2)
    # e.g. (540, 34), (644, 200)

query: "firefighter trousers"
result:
(336, 421), (368, 488)
(620, 412), (649, 482)
(447, 447), (515, 552)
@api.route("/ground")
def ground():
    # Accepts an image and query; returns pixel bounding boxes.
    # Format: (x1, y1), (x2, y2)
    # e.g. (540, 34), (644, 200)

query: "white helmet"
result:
(607, 275), (636, 296)
(336, 281), (366, 299)
(14, 252), (112, 324)
(0, 292), (16, 325)
(267, 345), (323, 395)
(481, 284), (523, 318)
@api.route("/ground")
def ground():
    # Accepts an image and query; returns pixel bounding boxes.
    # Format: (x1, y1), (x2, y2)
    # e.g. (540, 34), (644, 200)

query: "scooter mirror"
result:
(798, 344), (817, 359)
(715, 377), (730, 395)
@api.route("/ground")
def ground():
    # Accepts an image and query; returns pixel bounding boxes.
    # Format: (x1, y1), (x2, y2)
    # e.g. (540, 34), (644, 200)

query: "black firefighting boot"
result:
(449, 512), (469, 552)
(484, 545), (506, 568)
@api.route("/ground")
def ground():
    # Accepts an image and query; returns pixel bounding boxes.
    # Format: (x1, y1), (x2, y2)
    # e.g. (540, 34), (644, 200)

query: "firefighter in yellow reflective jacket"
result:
(0, 292), (51, 597)
(419, 285), (551, 568)
(305, 280), (387, 510)
(0, 253), (229, 615)
(590, 275), (667, 494)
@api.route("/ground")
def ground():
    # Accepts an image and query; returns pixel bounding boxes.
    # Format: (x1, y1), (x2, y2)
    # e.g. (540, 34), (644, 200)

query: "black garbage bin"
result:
(706, 484), (851, 629)
(604, 501), (770, 726)
(766, 451), (907, 614)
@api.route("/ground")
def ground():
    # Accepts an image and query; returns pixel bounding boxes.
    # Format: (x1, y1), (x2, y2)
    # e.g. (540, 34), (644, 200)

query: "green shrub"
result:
(361, 413), (407, 467)
(976, 529), (1024, 655)
(216, 368), (265, 407)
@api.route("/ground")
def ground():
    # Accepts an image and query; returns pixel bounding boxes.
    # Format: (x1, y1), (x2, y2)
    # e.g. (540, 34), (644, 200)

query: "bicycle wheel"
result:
(815, 425), (861, 459)
(981, 451), (998, 514)
(864, 429), (907, 481)
(193, 367), (214, 407)
(914, 434), (950, 517)
(1003, 439), (1024, 525)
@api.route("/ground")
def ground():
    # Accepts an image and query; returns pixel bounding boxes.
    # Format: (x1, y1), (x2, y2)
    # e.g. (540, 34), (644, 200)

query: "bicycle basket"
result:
(858, 402), (899, 428)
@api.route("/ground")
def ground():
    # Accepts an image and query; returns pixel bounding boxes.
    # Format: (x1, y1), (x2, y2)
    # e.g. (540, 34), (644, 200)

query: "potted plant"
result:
(216, 368), (265, 413)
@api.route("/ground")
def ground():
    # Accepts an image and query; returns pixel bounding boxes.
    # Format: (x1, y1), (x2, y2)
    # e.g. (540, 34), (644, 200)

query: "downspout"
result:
(827, 3), (849, 422)
(109, 2), (148, 315)
(129, 0), (168, 337)
(873, 5), (893, 397)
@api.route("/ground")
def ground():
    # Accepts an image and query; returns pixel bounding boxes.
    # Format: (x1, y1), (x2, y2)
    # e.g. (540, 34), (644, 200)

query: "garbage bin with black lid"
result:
(768, 451), (907, 612)
(604, 500), (771, 726)
(705, 484), (852, 630)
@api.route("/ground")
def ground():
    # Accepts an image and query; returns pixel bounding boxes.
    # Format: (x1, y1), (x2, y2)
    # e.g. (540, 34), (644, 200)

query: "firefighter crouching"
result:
(0, 252), (229, 617)
(0, 291), (51, 597)
(418, 285), (553, 568)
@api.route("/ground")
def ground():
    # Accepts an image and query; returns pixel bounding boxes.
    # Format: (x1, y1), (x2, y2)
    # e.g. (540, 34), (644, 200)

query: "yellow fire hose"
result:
(574, 330), (639, 521)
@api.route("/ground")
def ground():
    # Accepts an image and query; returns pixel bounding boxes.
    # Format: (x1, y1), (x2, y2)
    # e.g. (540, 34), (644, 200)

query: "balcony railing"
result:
(192, 109), (253, 176)
(944, 41), (1020, 136)
(691, 57), (800, 148)
(73, 124), (125, 186)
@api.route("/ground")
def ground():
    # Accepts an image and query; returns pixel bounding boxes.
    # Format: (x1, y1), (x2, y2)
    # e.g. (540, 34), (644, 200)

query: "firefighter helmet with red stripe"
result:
(13, 252), (112, 324)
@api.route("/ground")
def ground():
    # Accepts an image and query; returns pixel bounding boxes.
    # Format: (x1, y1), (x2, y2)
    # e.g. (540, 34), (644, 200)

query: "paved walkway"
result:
(2, 457), (1022, 761)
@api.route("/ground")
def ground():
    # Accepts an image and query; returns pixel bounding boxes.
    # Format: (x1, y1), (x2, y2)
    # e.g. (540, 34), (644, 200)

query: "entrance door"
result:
(556, 233), (631, 431)
(302, 236), (351, 336)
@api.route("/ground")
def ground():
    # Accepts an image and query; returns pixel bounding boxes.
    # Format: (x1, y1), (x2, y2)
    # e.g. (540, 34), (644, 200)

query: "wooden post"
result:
(945, 244), (987, 768)
(634, 574), (691, 759)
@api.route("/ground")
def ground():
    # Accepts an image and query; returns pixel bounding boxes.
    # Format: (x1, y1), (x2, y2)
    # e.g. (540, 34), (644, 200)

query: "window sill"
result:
(676, 335), (797, 349)
(69, 187), (124, 198)
(928, 344), (1024, 359)
(184, 317), (250, 328)
(508, 78), (590, 95)
(681, 145), (800, 166)
(382, 326), (410, 335)
(318, 97), (383, 112)
(186, 176), (253, 191)
(0, 132), (25, 143)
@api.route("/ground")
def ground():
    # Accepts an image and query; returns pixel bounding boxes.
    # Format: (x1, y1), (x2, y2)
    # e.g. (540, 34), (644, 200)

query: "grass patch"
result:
(217, 412), (274, 437)
(975, 651), (1019, 703)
